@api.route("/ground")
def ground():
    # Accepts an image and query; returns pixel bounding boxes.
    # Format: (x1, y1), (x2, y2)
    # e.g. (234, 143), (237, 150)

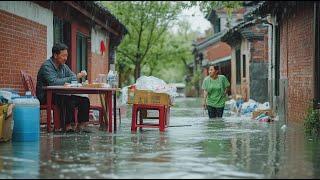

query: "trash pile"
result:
(120, 76), (177, 105)
(0, 89), (20, 104)
(0, 89), (20, 142)
(225, 95), (277, 122)
(135, 76), (177, 96)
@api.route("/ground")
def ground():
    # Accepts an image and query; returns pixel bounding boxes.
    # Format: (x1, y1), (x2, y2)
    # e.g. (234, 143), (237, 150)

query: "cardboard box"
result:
(149, 92), (170, 106)
(252, 109), (274, 119)
(134, 90), (151, 105)
(82, 83), (105, 88)
(0, 104), (13, 142)
(127, 89), (171, 106)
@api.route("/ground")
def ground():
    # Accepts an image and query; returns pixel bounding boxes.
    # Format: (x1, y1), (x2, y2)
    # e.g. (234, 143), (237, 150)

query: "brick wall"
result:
(251, 40), (267, 62)
(279, 4), (314, 122)
(231, 25), (269, 101)
(88, 51), (109, 106)
(205, 42), (231, 61)
(0, 10), (47, 122)
(249, 26), (269, 63)
(0, 10), (46, 94)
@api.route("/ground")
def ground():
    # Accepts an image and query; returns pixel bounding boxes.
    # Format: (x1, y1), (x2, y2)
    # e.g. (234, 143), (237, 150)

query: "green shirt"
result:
(202, 75), (230, 108)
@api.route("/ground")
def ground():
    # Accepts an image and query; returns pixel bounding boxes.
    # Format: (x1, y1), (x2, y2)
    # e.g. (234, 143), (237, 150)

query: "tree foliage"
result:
(304, 105), (320, 136)
(102, 1), (243, 86)
(142, 20), (198, 83)
(104, 1), (187, 85)
(189, 1), (243, 28)
(189, 1), (243, 17)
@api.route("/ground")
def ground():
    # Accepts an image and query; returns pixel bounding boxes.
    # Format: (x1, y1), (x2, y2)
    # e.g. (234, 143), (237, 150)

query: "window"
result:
(236, 48), (241, 84)
(53, 16), (64, 44)
(275, 23), (280, 96)
(53, 16), (70, 45)
(242, 54), (246, 78)
(214, 18), (221, 34)
(53, 16), (71, 67)
(76, 32), (87, 81)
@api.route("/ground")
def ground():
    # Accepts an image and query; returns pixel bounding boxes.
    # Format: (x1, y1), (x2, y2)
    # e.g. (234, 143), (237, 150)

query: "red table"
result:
(44, 86), (120, 133)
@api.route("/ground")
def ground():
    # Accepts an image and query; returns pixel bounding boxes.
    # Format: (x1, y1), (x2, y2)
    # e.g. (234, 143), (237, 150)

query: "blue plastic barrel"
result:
(12, 93), (40, 142)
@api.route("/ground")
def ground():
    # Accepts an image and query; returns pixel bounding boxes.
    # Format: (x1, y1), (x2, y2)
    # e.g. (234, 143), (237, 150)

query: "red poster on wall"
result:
(100, 40), (106, 55)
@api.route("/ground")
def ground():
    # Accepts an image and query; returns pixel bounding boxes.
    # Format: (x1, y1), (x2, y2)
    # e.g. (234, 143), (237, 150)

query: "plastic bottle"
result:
(107, 70), (115, 88)
(12, 93), (40, 142)
(114, 71), (119, 88)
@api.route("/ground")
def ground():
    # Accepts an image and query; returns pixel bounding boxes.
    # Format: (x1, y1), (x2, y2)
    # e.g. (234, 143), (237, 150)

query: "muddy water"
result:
(0, 98), (320, 179)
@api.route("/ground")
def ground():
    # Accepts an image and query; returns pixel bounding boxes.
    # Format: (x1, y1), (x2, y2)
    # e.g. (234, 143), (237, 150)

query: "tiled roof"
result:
(77, 1), (128, 36)
(93, 1), (128, 35)
(193, 31), (228, 51)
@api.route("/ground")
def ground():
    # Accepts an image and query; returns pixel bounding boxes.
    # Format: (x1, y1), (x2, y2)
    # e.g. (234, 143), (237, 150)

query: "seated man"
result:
(36, 43), (90, 132)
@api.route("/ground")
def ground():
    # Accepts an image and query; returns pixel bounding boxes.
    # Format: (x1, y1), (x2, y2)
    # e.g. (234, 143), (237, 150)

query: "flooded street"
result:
(1, 98), (320, 179)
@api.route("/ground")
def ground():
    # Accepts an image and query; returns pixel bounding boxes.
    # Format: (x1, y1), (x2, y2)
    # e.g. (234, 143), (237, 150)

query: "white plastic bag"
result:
(135, 76), (177, 97)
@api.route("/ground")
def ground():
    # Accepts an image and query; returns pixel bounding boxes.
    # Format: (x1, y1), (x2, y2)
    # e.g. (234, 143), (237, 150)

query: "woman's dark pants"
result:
(207, 105), (224, 118)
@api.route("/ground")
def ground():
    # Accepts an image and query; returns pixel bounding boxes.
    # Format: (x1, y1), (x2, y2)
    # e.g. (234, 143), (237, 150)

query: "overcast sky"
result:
(172, 5), (211, 35)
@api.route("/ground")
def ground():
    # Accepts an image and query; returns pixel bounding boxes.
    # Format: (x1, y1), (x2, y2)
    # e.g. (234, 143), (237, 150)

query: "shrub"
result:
(304, 106), (320, 136)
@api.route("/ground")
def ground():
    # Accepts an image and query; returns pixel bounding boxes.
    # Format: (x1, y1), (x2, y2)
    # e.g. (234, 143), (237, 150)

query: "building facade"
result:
(0, 1), (127, 122)
(221, 19), (269, 103)
(0, 1), (127, 97)
(252, 1), (320, 123)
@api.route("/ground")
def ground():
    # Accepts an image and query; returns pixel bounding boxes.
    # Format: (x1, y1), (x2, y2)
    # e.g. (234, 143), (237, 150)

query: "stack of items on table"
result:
(120, 76), (177, 106)
(225, 94), (276, 122)
(120, 76), (177, 132)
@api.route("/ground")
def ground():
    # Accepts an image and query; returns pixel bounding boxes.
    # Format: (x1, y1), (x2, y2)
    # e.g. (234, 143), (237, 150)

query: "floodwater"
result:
(1, 98), (320, 179)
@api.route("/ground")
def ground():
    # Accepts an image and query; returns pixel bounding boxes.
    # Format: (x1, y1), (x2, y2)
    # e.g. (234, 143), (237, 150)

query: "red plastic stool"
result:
(131, 104), (170, 132)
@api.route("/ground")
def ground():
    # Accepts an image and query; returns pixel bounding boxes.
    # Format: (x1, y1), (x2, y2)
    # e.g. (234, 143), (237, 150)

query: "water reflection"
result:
(0, 141), (40, 178)
(275, 123), (315, 178)
(1, 98), (320, 178)
(129, 131), (170, 162)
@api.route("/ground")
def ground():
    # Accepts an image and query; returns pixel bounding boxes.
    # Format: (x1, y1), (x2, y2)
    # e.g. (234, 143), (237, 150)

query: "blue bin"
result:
(12, 95), (40, 142)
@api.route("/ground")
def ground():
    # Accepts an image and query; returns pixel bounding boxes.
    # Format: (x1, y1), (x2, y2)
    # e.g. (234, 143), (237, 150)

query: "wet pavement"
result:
(1, 98), (320, 179)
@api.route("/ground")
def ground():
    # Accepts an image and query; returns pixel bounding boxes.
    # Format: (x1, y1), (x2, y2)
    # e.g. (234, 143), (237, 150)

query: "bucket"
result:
(12, 94), (40, 142)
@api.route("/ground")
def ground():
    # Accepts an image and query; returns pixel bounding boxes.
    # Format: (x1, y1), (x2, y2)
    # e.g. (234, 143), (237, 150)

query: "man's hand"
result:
(77, 70), (87, 79)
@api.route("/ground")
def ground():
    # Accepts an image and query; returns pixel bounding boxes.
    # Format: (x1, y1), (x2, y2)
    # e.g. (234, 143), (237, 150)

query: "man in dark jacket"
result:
(36, 43), (90, 132)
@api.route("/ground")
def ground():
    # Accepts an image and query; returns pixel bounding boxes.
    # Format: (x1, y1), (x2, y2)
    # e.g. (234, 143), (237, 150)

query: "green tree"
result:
(142, 20), (198, 83)
(103, 1), (242, 86)
(189, 1), (243, 17)
(189, 1), (243, 28)
(104, 1), (187, 83)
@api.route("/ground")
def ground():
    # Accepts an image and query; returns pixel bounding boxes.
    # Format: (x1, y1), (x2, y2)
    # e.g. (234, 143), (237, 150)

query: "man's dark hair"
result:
(52, 43), (68, 57)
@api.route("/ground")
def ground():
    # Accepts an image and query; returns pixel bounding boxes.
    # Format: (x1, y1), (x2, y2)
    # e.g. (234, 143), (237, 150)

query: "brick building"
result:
(0, 1), (127, 106)
(191, 2), (258, 97)
(251, 1), (320, 123)
(191, 8), (242, 96)
(221, 18), (269, 103)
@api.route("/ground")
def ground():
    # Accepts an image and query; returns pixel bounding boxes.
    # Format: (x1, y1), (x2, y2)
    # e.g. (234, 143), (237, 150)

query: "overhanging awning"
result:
(202, 56), (231, 67)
